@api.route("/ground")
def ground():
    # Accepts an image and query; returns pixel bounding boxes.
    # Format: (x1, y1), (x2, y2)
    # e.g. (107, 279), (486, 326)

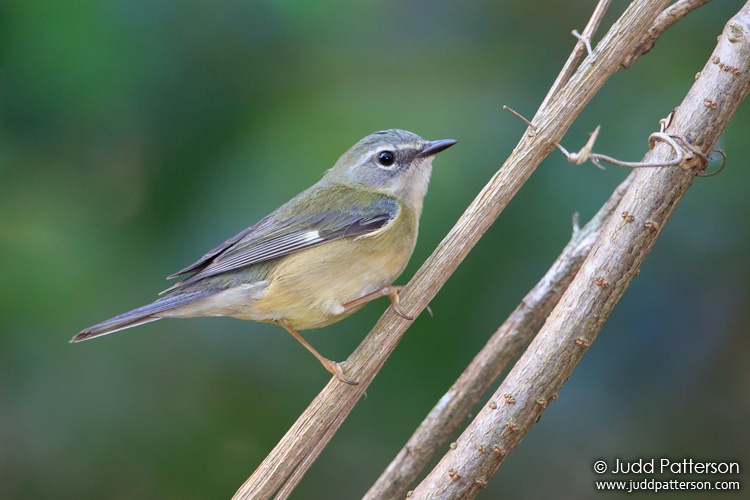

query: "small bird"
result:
(72, 129), (456, 384)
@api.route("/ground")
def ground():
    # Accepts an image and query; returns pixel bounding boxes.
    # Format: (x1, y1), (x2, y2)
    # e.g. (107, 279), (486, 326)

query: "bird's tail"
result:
(71, 290), (213, 342)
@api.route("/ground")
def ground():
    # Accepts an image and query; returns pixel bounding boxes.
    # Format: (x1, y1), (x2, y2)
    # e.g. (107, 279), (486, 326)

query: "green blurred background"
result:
(2, 0), (748, 498)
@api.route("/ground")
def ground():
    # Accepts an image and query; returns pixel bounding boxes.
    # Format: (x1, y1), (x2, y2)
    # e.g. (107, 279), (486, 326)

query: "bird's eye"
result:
(377, 150), (395, 167)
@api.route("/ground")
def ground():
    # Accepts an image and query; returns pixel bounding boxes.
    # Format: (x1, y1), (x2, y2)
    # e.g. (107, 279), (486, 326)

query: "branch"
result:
(362, 174), (633, 500)
(233, 1), (673, 497)
(624, 0), (715, 67)
(410, 3), (750, 497)
(364, 5), (718, 495)
(537, 0), (612, 112)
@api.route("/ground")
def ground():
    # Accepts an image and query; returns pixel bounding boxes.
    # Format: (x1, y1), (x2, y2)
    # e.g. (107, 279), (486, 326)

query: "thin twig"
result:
(549, 109), (716, 171)
(572, 29), (595, 58)
(410, 4), (750, 497)
(536, 0), (612, 115)
(557, 129), (709, 169)
(362, 174), (633, 500)
(502, 105), (535, 129)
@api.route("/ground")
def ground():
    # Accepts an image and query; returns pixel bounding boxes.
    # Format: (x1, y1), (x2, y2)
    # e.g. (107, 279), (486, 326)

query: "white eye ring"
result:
(376, 150), (397, 170)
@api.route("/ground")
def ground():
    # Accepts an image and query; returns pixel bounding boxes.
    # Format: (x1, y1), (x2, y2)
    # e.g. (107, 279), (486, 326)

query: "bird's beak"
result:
(417, 138), (458, 157)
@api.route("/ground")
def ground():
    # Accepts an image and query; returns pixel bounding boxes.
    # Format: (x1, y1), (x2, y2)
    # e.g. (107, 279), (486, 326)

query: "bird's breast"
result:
(247, 206), (418, 329)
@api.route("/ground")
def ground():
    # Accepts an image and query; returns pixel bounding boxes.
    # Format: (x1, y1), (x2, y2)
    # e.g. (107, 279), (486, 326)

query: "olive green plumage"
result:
(72, 129), (456, 381)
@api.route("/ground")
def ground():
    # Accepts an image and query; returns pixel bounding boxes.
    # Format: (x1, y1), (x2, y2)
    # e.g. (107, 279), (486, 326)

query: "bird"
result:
(72, 129), (456, 384)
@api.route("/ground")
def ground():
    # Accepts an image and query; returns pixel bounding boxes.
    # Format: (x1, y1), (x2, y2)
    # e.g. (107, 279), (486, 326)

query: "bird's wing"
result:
(163, 187), (399, 292)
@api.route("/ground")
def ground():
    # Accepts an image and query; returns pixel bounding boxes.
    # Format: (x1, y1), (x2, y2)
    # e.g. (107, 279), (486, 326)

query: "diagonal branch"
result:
(537, 0), (612, 112)
(232, 1), (673, 498)
(362, 174), (634, 500)
(363, 1), (716, 495)
(409, 3), (750, 497)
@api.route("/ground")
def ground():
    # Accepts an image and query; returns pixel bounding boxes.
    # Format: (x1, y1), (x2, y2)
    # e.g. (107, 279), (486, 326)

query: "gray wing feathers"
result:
(181, 230), (324, 279)
(164, 197), (399, 291)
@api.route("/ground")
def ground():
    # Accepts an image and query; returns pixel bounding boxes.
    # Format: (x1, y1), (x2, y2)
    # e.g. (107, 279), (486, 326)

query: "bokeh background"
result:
(2, 0), (748, 498)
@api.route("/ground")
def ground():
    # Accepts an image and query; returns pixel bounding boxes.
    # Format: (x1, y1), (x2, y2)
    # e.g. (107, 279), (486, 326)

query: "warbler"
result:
(72, 129), (456, 384)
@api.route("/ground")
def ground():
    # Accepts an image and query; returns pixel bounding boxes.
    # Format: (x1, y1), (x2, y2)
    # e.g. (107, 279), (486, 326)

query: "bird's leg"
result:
(342, 285), (414, 321)
(275, 320), (358, 386)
